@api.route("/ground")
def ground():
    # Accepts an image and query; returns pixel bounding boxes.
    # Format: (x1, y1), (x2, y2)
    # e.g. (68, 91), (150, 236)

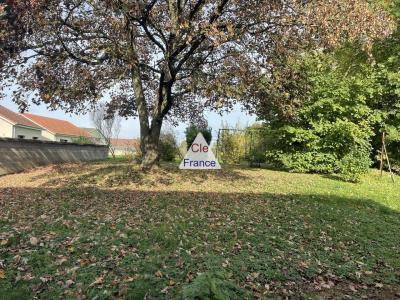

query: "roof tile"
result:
(111, 138), (138, 146)
(22, 113), (90, 137)
(0, 105), (42, 129)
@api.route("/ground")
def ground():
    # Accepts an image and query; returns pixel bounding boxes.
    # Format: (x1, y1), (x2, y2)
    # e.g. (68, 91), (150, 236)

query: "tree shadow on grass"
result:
(0, 186), (399, 299)
(33, 162), (251, 188)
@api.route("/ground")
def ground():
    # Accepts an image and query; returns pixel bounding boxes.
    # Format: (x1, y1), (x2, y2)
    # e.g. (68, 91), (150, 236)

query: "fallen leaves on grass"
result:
(155, 270), (163, 278)
(64, 279), (74, 288)
(314, 277), (335, 290)
(29, 237), (39, 246)
(56, 256), (68, 266)
(0, 162), (399, 298)
(89, 276), (104, 287)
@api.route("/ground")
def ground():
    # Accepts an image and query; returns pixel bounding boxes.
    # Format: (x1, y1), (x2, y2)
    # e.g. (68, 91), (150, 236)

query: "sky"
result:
(1, 94), (257, 143)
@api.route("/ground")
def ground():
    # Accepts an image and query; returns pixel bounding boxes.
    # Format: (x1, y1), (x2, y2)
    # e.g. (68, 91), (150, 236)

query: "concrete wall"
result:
(14, 125), (42, 140)
(112, 145), (137, 157)
(0, 118), (13, 138)
(42, 131), (79, 143)
(113, 147), (137, 156)
(55, 134), (74, 143)
(0, 138), (108, 176)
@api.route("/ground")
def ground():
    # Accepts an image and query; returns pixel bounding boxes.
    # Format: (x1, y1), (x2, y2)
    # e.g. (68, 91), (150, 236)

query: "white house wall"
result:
(0, 118), (13, 138)
(14, 125), (42, 140)
(41, 130), (57, 141)
(34, 130), (80, 143)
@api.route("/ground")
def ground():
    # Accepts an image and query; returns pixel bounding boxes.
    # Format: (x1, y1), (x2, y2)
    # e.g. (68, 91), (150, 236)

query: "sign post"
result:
(179, 133), (221, 170)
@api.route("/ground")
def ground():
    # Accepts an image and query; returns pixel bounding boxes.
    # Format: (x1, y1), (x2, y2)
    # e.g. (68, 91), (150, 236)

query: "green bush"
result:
(336, 148), (372, 182)
(245, 124), (271, 164)
(256, 10), (400, 180)
(72, 136), (93, 145)
(266, 120), (372, 181)
(159, 131), (178, 162)
(185, 125), (212, 149)
(267, 151), (338, 173)
(249, 148), (267, 164)
(217, 129), (246, 164)
(259, 49), (384, 181)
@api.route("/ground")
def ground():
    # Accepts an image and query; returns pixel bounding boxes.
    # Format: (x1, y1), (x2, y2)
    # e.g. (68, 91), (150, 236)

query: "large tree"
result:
(0, 0), (394, 168)
(0, 0), (20, 65)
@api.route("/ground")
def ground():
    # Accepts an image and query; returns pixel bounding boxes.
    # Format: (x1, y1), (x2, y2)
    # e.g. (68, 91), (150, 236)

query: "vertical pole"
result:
(250, 130), (254, 167)
(382, 137), (395, 183)
(380, 132), (385, 177)
(216, 129), (221, 160)
(244, 130), (247, 167)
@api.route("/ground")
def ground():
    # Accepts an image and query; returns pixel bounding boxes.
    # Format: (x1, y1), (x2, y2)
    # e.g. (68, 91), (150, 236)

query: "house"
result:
(80, 127), (106, 145)
(0, 105), (43, 140)
(110, 138), (138, 156)
(22, 113), (90, 143)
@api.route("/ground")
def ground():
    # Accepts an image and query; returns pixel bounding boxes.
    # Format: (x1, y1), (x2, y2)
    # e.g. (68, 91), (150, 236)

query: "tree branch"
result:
(138, 0), (166, 52)
(172, 0), (229, 73)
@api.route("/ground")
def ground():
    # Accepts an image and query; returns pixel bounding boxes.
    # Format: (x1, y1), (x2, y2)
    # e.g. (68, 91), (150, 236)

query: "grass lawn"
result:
(0, 161), (399, 299)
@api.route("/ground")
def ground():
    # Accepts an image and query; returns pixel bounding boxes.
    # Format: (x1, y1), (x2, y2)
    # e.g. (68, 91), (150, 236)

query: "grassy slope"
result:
(0, 161), (399, 299)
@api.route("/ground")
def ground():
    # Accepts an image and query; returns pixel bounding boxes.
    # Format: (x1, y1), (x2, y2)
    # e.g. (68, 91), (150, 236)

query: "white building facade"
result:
(0, 105), (91, 142)
(0, 106), (43, 140)
(22, 113), (90, 142)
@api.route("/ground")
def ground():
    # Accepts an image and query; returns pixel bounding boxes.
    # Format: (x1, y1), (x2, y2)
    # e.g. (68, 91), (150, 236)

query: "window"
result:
(32, 137), (39, 140)
(17, 135), (25, 139)
(60, 139), (68, 143)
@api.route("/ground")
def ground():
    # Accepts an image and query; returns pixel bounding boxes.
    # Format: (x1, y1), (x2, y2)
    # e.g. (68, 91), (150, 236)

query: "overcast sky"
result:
(1, 92), (256, 142)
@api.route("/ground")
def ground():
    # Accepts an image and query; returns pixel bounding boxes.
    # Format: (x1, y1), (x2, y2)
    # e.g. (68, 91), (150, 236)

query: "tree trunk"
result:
(128, 31), (172, 170)
(141, 119), (162, 170)
(134, 69), (172, 170)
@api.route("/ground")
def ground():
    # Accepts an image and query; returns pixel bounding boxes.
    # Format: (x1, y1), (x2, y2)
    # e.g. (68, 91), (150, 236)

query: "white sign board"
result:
(179, 133), (221, 170)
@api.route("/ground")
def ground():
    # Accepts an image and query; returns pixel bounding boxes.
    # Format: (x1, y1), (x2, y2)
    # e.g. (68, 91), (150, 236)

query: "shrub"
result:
(216, 123), (271, 165)
(73, 136), (93, 145)
(255, 47), (400, 181)
(217, 129), (246, 164)
(245, 124), (272, 164)
(267, 151), (338, 173)
(178, 141), (188, 157)
(336, 148), (372, 182)
(266, 120), (372, 181)
(249, 148), (267, 164)
(159, 131), (179, 162)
